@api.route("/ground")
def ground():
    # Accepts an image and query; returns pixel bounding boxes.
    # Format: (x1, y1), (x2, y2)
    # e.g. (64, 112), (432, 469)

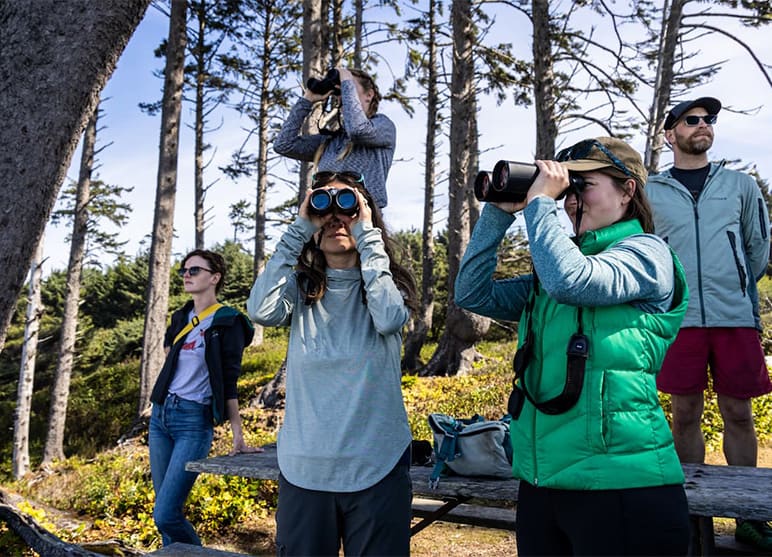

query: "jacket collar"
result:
(579, 219), (644, 256)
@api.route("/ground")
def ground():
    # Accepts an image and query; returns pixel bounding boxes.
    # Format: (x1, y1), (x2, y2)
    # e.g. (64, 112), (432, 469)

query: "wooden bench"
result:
(186, 445), (772, 556)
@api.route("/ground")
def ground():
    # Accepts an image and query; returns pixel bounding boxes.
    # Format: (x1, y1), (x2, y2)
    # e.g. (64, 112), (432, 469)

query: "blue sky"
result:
(42, 4), (772, 273)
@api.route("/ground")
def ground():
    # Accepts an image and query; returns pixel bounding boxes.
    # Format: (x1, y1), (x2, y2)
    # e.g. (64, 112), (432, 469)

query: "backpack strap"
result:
(173, 303), (223, 345)
(429, 422), (459, 489)
(428, 415), (485, 489)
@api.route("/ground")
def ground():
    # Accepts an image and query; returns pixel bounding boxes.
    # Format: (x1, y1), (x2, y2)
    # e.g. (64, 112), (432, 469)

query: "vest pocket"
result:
(586, 368), (608, 452)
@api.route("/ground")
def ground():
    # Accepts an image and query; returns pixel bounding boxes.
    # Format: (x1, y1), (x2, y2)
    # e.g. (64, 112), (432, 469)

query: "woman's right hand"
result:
(303, 89), (333, 104)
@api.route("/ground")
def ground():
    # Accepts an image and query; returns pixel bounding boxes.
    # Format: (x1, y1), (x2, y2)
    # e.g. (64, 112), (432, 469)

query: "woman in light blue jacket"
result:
(248, 172), (417, 556)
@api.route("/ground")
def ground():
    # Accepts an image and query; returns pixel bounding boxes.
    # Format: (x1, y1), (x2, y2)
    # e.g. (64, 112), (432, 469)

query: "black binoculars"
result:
(306, 69), (341, 96)
(308, 187), (358, 217)
(474, 161), (586, 203)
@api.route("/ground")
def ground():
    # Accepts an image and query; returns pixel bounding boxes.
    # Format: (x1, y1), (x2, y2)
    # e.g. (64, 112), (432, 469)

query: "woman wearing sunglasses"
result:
(455, 137), (691, 555)
(148, 249), (259, 547)
(273, 67), (395, 209)
(248, 172), (417, 556)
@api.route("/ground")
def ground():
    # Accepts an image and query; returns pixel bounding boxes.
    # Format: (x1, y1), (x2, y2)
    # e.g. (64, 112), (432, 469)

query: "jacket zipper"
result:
(692, 201), (706, 325)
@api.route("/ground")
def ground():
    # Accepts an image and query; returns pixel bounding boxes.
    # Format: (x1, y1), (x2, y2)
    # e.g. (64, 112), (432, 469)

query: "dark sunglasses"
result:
(178, 266), (214, 277)
(681, 114), (717, 127)
(312, 171), (365, 189)
(555, 139), (633, 178)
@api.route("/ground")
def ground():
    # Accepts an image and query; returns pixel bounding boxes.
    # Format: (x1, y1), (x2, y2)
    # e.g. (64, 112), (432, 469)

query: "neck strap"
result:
(173, 302), (223, 345)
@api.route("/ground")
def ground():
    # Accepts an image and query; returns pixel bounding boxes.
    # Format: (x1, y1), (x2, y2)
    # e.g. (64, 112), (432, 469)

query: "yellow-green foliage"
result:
(13, 443), (277, 550)
(404, 340), (515, 442)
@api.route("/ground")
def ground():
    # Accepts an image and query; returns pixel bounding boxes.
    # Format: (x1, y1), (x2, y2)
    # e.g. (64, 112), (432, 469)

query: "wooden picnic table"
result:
(186, 444), (772, 555)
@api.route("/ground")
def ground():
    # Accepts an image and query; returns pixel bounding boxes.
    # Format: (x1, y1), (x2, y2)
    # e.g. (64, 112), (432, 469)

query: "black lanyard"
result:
(509, 273), (589, 417)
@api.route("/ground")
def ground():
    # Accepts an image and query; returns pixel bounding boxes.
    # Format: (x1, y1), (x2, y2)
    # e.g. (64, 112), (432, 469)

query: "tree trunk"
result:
(0, 0), (150, 354)
(254, 359), (286, 409)
(12, 239), (45, 479)
(298, 0), (327, 201)
(353, 0), (363, 67)
(138, 0), (188, 415)
(258, 0), (325, 406)
(251, 6), (279, 348)
(403, 0), (439, 372)
(644, 0), (685, 172)
(42, 110), (98, 465)
(194, 0), (207, 249)
(532, 0), (557, 159)
(421, 0), (489, 377)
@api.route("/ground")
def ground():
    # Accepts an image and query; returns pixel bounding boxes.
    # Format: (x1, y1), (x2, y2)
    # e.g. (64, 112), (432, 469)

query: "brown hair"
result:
(182, 249), (226, 294)
(296, 175), (418, 314)
(606, 173), (655, 234)
(350, 68), (381, 118)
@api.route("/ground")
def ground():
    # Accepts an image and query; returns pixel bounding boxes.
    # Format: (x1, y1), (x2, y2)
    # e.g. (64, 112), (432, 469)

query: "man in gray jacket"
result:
(648, 96), (772, 550)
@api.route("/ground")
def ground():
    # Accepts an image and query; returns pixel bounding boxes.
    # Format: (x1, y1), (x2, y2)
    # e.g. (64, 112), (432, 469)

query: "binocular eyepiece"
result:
(306, 68), (341, 96)
(308, 187), (358, 217)
(474, 161), (586, 203)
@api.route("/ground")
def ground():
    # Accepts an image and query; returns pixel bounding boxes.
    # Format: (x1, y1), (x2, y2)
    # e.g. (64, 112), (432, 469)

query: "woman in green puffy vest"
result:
(456, 137), (690, 556)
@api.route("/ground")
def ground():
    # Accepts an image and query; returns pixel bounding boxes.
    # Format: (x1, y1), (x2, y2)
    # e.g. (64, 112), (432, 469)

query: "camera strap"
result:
(511, 273), (589, 416)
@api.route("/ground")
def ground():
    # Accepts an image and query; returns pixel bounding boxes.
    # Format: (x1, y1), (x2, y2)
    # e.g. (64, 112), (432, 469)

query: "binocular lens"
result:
(309, 187), (358, 216)
(336, 189), (357, 211)
(310, 190), (333, 212)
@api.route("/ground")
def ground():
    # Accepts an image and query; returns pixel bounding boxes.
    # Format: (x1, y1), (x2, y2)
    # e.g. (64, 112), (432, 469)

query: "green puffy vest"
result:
(511, 219), (689, 489)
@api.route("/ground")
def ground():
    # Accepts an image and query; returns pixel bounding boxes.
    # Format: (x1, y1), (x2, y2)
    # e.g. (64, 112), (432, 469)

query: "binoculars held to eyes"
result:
(475, 161), (586, 203)
(307, 69), (341, 96)
(308, 187), (359, 217)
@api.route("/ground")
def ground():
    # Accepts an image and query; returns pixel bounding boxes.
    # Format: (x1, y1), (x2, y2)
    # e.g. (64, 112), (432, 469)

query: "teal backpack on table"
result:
(427, 413), (513, 488)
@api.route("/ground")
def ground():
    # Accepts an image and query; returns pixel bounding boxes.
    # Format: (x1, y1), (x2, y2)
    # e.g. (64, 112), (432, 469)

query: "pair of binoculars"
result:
(475, 161), (586, 203)
(308, 187), (358, 216)
(306, 68), (341, 96)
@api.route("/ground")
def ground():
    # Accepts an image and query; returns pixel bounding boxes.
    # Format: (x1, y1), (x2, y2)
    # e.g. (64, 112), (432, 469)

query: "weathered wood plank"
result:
(186, 446), (772, 521)
(682, 463), (772, 521)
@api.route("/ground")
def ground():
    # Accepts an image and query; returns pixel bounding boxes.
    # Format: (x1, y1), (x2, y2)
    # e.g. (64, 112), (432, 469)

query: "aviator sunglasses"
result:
(178, 266), (214, 277)
(555, 139), (633, 178)
(681, 114), (717, 127)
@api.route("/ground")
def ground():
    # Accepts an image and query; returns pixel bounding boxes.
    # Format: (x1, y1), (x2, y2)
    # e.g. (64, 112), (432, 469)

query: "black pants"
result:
(515, 480), (690, 556)
(275, 447), (412, 557)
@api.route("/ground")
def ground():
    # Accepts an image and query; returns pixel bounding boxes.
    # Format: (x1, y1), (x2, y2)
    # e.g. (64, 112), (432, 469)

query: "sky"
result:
(41, 3), (772, 274)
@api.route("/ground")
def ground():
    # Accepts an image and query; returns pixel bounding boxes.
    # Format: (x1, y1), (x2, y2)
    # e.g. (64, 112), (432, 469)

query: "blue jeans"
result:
(149, 393), (214, 546)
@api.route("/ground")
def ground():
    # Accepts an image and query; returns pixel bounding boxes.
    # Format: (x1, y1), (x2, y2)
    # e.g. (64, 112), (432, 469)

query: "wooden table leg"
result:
(411, 497), (470, 536)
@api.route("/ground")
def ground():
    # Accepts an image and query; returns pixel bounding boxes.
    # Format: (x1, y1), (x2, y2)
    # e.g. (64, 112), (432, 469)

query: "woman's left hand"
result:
(354, 190), (373, 225)
(526, 160), (570, 203)
(229, 439), (264, 456)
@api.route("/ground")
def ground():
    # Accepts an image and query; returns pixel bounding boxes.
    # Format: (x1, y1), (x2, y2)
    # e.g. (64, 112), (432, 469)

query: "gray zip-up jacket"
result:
(647, 162), (770, 329)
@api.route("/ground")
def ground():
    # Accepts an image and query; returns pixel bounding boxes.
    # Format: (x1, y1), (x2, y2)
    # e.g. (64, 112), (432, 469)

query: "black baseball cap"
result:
(664, 97), (721, 130)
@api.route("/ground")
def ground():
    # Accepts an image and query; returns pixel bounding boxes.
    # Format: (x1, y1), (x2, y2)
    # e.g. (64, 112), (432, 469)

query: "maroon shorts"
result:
(657, 327), (772, 399)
